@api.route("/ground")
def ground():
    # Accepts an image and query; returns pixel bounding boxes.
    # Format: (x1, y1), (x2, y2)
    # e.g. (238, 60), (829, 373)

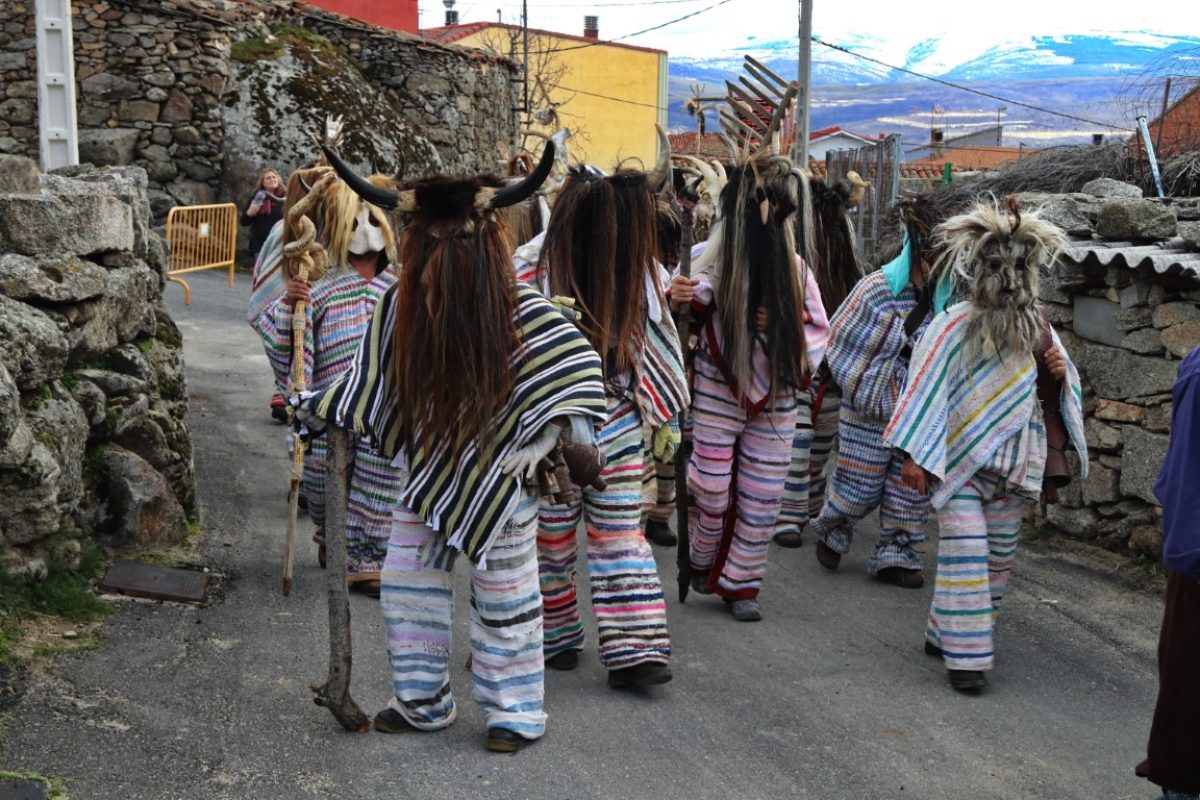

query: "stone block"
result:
(1118, 280), (1151, 309)
(144, 70), (176, 88)
(1128, 524), (1162, 558)
(0, 98), (35, 125)
(1084, 418), (1121, 452)
(1094, 399), (1145, 423)
(159, 89), (193, 123)
(1180, 221), (1200, 251)
(0, 295), (69, 390)
(0, 363), (19, 451)
(1095, 198), (1177, 241)
(0, 253), (108, 303)
(1081, 177), (1143, 198)
(1113, 307), (1153, 331)
(1121, 427), (1170, 505)
(0, 192), (134, 257)
(0, 154), (39, 193)
(80, 71), (140, 100)
(100, 446), (187, 548)
(1045, 303), (1073, 325)
(1072, 295), (1125, 347)
(1119, 327), (1164, 355)
(1036, 196), (1093, 235)
(1144, 401), (1172, 434)
(1152, 301), (1200, 328)
(1162, 321), (1200, 359)
(1077, 344), (1179, 399)
(1045, 504), (1101, 538)
(1081, 461), (1120, 505)
(117, 98), (159, 123)
(78, 127), (140, 166)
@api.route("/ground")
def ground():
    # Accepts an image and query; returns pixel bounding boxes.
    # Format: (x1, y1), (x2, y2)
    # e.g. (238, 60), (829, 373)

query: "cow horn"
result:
(483, 140), (557, 209)
(321, 144), (416, 212)
(646, 124), (671, 191)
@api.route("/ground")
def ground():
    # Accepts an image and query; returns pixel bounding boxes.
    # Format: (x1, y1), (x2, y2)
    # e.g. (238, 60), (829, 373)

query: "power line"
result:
(521, 0), (734, 55)
(811, 36), (1134, 133)
(557, 84), (668, 110)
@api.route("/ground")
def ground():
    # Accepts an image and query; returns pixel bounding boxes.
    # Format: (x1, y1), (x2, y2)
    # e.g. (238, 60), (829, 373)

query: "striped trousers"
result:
(809, 405), (930, 573)
(304, 434), (399, 577)
(926, 472), (1025, 672)
(640, 451), (676, 525)
(381, 493), (546, 738)
(776, 377), (841, 532)
(539, 395), (671, 668)
(687, 354), (797, 600)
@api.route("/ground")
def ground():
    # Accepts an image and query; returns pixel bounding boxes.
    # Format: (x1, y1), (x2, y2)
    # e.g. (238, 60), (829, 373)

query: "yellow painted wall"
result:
(450, 26), (667, 169)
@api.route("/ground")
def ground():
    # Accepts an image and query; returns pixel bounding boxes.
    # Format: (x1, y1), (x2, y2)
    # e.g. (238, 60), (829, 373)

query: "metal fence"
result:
(164, 202), (238, 304)
(824, 134), (903, 264)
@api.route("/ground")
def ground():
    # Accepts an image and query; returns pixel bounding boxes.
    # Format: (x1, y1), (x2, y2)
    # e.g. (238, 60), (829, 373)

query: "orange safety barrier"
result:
(164, 203), (238, 304)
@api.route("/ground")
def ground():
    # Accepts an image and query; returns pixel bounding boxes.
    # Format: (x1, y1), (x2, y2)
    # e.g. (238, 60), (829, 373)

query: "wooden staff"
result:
(675, 201), (696, 603)
(281, 170), (335, 596)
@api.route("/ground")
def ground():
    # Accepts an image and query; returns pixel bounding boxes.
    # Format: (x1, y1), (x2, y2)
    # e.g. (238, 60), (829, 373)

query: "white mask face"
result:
(349, 205), (386, 256)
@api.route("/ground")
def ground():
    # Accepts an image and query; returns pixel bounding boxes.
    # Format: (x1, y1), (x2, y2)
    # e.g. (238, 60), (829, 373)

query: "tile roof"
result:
(1063, 235), (1200, 283)
(906, 145), (1030, 172)
(420, 22), (667, 54)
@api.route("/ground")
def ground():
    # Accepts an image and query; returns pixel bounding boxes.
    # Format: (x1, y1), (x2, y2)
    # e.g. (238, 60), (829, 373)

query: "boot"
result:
(815, 539), (841, 570)
(486, 728), (537, 753)
(607, 662), (673, 688)
(545, 649), (580, 671)
(644, 519), (677, 547)
(729, 599), (763, 622)
(772, 527), (804, 549)
(875, 566), (925, 589)
(948, 669), (987, 692)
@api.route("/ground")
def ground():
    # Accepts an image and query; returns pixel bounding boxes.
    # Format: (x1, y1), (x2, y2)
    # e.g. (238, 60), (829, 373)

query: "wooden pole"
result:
(674, 203), (695, 603)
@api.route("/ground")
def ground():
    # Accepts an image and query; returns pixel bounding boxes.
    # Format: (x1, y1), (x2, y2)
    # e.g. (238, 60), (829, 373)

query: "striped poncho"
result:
(883, 301), (1087, 510)
(246, 220), (285, 326)
(314, 283), (608, 562)
(512, 233), (689, 429)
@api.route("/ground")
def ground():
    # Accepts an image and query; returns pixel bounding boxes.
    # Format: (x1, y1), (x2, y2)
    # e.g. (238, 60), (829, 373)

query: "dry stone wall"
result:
(0, 155), (195, 579)
(1030, 179), (1200, 561)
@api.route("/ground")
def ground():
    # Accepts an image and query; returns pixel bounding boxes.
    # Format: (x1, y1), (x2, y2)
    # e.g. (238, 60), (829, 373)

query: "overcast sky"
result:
(421, 0), (1200, 60)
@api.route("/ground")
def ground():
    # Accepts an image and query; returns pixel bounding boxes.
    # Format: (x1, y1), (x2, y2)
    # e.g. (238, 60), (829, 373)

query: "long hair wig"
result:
(934, 195), (1068, 362)
(391, 175), (522, 459)
(321, 177), (398, 268)
(695, 156), (809, 398)
(804, 176), (864, 314)
(537, 168), (661, 379)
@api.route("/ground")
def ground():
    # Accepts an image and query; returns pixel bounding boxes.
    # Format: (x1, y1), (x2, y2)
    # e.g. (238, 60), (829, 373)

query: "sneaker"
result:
(349, 578), (381, 599)
(644, 519), (677, 547)
(545, 649), (579, 671)
(772, 527), (804, 548)
(948, 669), (987, 692)
(373, 707), (417, 734)
(876, 566), (925, 589)
(607, 662), (673, 689)
(486, 727), (536, 753)
(815, 540), (842, 570)
(729, 599), (763, 622)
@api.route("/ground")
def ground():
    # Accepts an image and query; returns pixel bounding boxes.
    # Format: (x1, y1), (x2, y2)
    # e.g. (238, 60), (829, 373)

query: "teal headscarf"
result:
(879, 230), (953, 312)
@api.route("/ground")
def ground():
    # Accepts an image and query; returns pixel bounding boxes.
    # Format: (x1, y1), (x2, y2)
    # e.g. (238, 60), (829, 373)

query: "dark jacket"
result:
(241, 191), (284, 258)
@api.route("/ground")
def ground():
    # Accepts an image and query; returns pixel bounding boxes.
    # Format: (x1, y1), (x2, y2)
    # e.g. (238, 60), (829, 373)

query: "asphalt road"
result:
(2, 271), (1167, 799)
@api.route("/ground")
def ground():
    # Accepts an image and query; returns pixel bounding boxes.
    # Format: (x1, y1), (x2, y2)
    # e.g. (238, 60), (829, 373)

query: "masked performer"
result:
(805, 198), (941, 586)
(670, 156), (829, 622)
(884, 197), (1086, 692)
(306, 143), (607, 751)
(1136, 345), (1200, 800)
(774, 174), (865, 548)
(532, 134), (689, 687)
(254, 174), (400, 595)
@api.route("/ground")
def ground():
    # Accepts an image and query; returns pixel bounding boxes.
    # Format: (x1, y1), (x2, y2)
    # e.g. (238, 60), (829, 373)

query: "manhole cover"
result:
(99, 560), (210, 604)
(0, 777), (48, 800)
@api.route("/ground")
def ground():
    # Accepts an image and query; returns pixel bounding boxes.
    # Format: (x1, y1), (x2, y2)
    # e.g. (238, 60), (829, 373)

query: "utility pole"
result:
(522, 0), (530, 116)
(791, 0), (813, 167)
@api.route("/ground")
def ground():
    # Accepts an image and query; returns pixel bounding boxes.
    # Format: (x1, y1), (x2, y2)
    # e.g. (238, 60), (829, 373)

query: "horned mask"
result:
(934, 195), (1068, 360)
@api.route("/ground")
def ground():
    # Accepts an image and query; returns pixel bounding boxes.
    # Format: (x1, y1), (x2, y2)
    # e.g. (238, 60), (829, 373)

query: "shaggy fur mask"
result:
(934, 195), (1068, 361)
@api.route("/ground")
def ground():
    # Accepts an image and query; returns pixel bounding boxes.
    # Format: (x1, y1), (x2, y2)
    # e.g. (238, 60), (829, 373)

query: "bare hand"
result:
(1044, 345), (1067, 380)
(284, 277), (310, 308)
(900, 456), (931, 495)
(669, 275), (699, 308)
(756, 306), (769, 333)
(247, 202), (263, 217)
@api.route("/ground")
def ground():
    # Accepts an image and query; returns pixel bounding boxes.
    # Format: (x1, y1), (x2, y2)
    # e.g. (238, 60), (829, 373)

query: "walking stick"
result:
(281, 170), (336, 596)
(310, 425), (370, 731)
(674, 202), (696, 602)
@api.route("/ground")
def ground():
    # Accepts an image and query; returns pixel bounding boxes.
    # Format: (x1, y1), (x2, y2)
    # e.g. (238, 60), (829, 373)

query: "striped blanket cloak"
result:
(883, 301), (1087, 510)
(314, 283), (608, 563)
(246, 219), (285, 326)
(512, 233), (689, 429)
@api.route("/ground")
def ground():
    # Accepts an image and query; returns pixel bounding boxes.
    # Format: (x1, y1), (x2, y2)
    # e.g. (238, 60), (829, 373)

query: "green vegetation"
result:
(0, 545), (110, 665)
(130, 520), (204, 568)
(230, 36), (284, 63)
(0, 772), (69, 799)
(230, 22), (334, 64)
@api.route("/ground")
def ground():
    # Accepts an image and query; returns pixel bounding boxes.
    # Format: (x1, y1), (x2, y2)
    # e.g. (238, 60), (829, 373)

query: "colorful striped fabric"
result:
(641, 450), (676, 525)
(246, 219), (285, 326)
(313, 284), (608, 563)
(883, 301), (1088, 509)
(538, 395), (671, 668)
(824, 271), (926, 423)
(924, 471), (1024, 672)
(381, 493), (547, 736)
(253, 266), (401, 577)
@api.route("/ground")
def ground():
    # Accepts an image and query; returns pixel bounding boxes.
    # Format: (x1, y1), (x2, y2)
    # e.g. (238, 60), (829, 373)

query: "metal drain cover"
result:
(99, 560), (210, 604)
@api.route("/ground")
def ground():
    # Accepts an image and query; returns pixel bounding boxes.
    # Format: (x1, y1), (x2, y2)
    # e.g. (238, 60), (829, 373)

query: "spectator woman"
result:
(241, 168), (285, 265)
